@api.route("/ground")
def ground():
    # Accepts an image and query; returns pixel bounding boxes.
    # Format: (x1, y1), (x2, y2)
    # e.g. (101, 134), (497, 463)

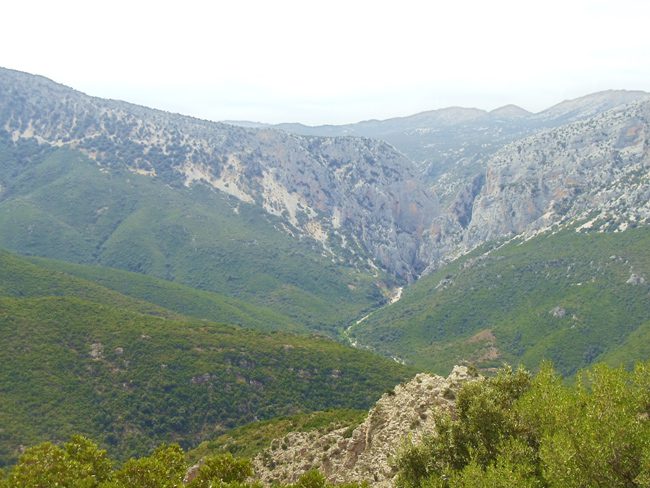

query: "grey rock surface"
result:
(2, 67), (649, 282)
(252, 366), (476, 487)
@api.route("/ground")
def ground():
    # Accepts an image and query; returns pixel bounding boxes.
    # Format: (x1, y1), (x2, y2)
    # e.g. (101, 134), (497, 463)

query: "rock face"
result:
(252, 366), (475, 487)
(231, 88), (650, 278)
(420, 99), (650, 273)
(2, 67), (649, 282)
(627, 273), (646, 285)
(0, 67), (436, 280)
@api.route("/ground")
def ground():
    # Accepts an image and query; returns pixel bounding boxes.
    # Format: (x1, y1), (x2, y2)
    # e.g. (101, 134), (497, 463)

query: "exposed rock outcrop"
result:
(421, 99), (650, 274)
(0, 67), (438, 280)
(2, 68), (649, 282)
(627, 273), (646, 285)
(252, 366), (476, 487)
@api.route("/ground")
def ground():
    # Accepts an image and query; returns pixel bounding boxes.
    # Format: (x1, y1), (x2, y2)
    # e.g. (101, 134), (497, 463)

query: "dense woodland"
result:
(1, 362), (648, 487)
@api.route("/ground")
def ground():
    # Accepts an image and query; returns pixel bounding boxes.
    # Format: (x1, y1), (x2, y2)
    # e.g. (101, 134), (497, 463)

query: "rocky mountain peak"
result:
(535, 89), (650, 123)
(489, 104), (531, 119)
(404, 107), (488, 127)
(251, 366), (477, 486)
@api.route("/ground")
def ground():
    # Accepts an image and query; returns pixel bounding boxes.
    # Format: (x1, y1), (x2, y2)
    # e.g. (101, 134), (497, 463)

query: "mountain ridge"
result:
(2, 66), (650, 287)
(231, 89), (649, 132)
(0, 66), (436, 280)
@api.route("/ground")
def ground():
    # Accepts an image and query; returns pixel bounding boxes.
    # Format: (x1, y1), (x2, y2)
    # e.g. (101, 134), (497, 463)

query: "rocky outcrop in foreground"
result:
(252, 366), (475, 487)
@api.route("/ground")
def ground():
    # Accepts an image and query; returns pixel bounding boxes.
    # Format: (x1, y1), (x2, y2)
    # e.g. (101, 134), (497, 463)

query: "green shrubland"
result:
(0, 250), (412, 467)
(353, 226), (650, 375)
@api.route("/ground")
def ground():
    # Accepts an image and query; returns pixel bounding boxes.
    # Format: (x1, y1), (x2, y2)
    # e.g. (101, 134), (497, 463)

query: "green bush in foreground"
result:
(0, 440), (365, 488)
(4, 435), (113, 488)
(395, 361), (650, 487)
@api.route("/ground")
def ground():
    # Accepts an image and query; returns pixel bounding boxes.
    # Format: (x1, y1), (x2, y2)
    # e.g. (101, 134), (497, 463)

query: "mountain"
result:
(0, 67), (436, 281)
(249, 90), (649, 187)
(489, 104), (532, 119)
(536, 89), (650, 122)
(2, 67), (649, 286)
(421, 96), (650, 271)
(1, 66), (650, 486)
(2, 67), (650, 375)
(0, 249), (413, 466)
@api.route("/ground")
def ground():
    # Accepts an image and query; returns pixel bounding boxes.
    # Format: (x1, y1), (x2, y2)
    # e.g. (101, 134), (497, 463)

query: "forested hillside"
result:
(0, 250), (412, 466)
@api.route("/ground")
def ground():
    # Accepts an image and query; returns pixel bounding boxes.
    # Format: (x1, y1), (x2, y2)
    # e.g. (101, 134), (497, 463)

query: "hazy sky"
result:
(3, 0), (650, 124)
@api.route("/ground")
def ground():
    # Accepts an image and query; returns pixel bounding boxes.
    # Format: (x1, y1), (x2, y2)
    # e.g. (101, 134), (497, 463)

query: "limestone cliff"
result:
(251, 366), (476, 487)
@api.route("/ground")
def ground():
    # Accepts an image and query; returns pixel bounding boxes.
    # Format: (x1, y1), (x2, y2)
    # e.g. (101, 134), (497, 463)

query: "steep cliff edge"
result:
(251, 366), (476, 486)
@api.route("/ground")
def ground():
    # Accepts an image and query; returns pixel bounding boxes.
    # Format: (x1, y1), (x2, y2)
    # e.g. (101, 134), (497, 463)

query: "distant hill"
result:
(244, 90), (649, 185)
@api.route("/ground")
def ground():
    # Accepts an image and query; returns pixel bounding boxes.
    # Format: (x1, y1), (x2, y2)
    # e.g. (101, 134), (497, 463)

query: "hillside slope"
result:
(1, 250), (303, 332)
(0, 140), (386, 335)
(0, 251), (413, 466)
(22, 254), (306, 333)
(350, 226), (650, 376)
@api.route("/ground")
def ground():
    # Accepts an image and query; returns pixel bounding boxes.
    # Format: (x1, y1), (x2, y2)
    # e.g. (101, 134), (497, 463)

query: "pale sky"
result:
(2, 0), (650, 125)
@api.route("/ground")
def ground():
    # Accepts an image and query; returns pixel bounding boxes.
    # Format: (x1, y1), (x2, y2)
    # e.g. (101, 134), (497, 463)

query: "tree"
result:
(110, 443), (185, 488)
(395, 365), (532, 487)
(5, 435), (112, 488)
(187, 453), (260, 488)
(395, 361), (650, 487)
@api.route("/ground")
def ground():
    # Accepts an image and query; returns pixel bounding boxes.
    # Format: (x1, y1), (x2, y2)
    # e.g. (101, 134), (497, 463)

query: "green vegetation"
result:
(0, 250), (413, 467)
(188, 409), (367, 462)
(24, 254), (304, 333)
(3, 362), (647, 487)
(0, 437), (367, 487)
(352, 226), (650, 375)
(395, 361), (650, 487)
(0, 136), (384, 335)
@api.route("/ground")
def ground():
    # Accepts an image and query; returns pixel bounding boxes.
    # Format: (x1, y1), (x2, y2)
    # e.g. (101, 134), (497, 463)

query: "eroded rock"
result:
(252, 366), (477, 487)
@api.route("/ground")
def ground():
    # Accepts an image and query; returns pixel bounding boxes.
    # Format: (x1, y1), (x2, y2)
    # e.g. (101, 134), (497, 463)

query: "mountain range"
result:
(1, 66), (649, 470)
(3, 69), (650, 284)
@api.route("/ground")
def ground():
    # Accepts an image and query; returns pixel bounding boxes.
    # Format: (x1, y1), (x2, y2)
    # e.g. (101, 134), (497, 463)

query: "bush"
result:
(187, 453), (258, 487)
(395, 361), (650, 487)
(4, 435), (112, 488)
(110, 444), (185, 488)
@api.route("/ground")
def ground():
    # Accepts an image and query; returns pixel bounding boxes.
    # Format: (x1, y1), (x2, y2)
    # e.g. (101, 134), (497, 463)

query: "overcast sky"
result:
(2, 0), (650, 125)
